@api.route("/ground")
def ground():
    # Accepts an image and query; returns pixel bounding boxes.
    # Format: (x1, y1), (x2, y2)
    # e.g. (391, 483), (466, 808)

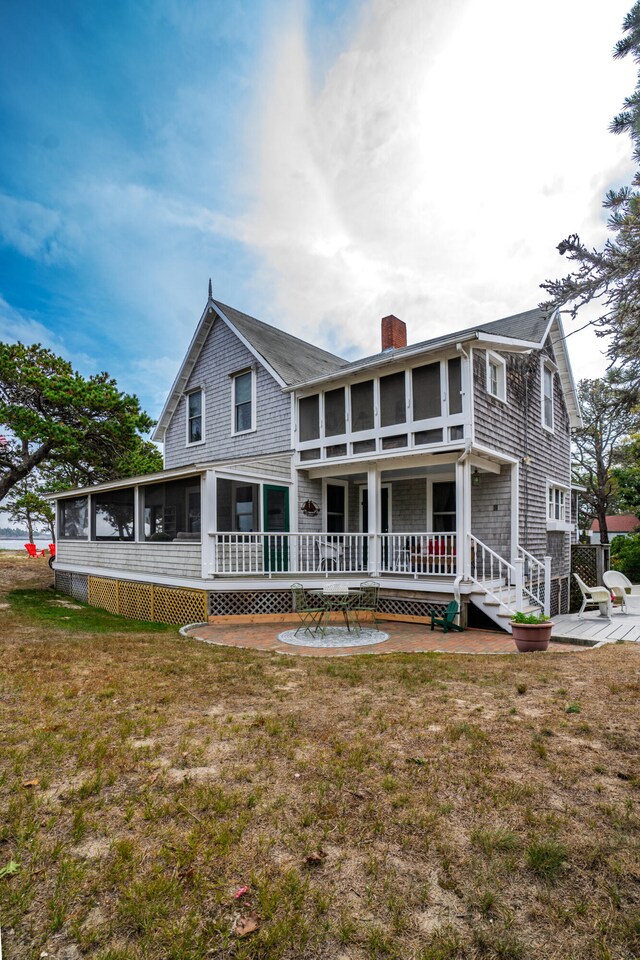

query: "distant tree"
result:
(0, 342), (158, 502)
(540, 3), (640, 400)
(572, 376), (639, 544)
(611, 432), (640, 514)
(5, 481), (55, 543)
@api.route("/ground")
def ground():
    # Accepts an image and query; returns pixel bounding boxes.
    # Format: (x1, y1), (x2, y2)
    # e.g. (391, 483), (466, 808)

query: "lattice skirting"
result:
(207, 589), (448, 622)
(55, 570), (89, 604)
(208, 590), (293, 617)
(76, 576), (208, 625)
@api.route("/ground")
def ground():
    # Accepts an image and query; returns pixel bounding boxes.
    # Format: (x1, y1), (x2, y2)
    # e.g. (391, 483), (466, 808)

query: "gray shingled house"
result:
(49, 289), (581, 631)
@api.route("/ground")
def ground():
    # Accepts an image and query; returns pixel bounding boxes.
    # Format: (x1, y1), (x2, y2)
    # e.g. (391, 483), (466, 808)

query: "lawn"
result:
(0, 554), (639, 960)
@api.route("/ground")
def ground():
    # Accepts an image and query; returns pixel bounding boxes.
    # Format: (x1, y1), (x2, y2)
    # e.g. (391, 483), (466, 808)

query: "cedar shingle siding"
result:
(164, 317), (292, 468)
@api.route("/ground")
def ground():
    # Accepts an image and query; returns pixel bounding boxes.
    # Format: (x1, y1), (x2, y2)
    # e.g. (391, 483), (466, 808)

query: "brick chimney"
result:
(381, 314), (407, 351)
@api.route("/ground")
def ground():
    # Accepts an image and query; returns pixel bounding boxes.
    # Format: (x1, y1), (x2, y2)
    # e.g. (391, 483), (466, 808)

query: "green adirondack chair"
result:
(430, 600), (463, 633)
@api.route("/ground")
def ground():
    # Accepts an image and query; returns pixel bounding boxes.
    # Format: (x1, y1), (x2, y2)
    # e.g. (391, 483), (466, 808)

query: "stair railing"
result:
(468, 534), (518, 611)
(516, 545), (551, 617)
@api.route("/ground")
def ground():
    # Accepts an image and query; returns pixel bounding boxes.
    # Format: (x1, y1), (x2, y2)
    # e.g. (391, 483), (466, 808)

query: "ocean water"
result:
(0, 539), (52, 552)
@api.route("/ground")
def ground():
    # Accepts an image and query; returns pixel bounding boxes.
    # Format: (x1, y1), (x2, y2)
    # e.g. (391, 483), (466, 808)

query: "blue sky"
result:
(0, 0), (636, 421)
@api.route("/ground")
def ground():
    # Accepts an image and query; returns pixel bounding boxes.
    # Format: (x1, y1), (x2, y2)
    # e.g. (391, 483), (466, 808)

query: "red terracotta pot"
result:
(510, 621), (553, 653)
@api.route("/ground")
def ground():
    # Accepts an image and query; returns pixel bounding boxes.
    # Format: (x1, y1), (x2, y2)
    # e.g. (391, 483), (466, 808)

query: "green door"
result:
(263, 485), (290, 572)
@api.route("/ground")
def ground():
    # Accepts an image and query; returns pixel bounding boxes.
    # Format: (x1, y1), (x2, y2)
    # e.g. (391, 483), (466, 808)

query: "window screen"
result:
(299, 395), (320, 441)
(351, 381), (374, 432)
(412, 362), (441, 420)
(447, 358), (462, 415)
(380, 372), (406, 426)
(324, 387), (345, 436)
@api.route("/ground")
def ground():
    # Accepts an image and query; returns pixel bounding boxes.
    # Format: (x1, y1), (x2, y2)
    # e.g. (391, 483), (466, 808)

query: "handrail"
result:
(468, 534), (516, 609)
(517, 544), (549, 616)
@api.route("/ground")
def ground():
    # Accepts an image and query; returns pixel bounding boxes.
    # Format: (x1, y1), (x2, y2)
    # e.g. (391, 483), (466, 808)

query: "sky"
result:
(0, 0), (637, 421)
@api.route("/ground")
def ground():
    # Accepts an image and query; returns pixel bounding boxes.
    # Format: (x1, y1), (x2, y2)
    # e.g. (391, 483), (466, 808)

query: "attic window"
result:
(542, 362), (554, 431)
(233, 370), (254, 434)
(187, 390), (204, 444)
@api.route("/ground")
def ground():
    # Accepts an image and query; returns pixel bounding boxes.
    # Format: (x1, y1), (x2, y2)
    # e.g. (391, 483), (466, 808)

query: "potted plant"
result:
(509, 611), (553, 652)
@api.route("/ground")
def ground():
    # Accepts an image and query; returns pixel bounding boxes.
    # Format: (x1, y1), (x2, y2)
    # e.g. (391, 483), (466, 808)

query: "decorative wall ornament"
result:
(301, 499), (320, 517)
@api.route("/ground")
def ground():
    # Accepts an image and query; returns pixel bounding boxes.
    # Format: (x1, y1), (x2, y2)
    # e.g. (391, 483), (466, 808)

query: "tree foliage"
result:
(572, 375), (639, 543)
(0, 342), (160, 502)
(540, 3), (640, 396)
(610, 531), (640, 581)
(5, 480), (55, 542)
(611, 432), (640, 514)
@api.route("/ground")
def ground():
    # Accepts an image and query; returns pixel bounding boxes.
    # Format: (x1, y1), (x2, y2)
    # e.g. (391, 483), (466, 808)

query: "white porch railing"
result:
(207, 532), (457, 578)
(378, 533), (457, 577)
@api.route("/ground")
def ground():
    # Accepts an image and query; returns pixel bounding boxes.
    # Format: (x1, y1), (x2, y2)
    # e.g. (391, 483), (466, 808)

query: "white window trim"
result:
(486, 350), (507, 403)
(231, 369), (257, 436)
(546, 481), (571, 531)
(186, 388), (206, 447)
(541, 360), (554, 433)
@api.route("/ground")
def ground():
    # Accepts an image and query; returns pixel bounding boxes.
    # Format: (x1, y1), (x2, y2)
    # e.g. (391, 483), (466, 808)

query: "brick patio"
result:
(184, 620), (590, 657)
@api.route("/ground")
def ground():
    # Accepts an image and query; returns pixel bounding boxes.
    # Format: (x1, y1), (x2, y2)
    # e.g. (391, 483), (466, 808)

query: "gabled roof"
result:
(152, 298), (347, 442)
(213, 301), (349, 386)
(590, 514), (640, 533)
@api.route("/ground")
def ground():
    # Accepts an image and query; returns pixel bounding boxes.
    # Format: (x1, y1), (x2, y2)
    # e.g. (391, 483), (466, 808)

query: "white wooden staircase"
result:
(462, 536), (550, 633)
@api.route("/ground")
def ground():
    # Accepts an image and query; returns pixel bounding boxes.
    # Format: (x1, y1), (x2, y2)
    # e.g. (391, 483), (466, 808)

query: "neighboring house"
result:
(589, 514), (640, 544)
(48, 289), (582, 631)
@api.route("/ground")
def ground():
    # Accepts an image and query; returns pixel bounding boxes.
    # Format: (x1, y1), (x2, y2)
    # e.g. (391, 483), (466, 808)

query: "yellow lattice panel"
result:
(88, 577), (119, 615)
(153, 586), (207, 625)
(118, 581), (154, 622)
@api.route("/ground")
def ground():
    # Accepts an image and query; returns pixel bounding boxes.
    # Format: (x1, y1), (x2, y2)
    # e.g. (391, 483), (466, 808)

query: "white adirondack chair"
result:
(603, 570), (640, 614)
(573, 574), (612, 619)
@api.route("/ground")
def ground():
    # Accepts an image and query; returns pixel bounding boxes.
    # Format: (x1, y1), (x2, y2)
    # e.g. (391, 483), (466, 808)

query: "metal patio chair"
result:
(291, 583), (328, 637)
(351, 580), (380, 630)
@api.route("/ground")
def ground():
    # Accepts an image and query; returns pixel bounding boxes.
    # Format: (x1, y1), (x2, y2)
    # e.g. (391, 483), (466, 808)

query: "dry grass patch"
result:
(0, 554), (639, 959)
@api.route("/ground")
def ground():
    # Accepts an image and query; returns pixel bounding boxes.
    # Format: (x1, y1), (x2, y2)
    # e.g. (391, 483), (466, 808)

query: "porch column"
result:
(201, 469), (216, 578)
(456, 457), (470, 579)
(367, 465), (379, 575)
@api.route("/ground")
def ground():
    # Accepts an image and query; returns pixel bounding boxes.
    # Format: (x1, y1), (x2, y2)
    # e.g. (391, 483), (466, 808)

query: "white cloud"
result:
(242, 0), (636, 375)
(0, 193), (78, 264)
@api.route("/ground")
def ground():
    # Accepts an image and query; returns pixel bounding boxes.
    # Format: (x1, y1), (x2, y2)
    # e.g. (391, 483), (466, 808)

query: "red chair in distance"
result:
(24, 543), (45, 558)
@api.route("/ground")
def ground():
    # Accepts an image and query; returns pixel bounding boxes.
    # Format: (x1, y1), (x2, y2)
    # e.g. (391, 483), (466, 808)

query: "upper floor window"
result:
(542, 362), (554, 431)
(351, 380), (374, 432)
(187, 390), (203, 444)
(486, 351), (506, 402)
(233, 370), (254, 434)
(299, 394), (320, 441)
(380, 372), (406, 426)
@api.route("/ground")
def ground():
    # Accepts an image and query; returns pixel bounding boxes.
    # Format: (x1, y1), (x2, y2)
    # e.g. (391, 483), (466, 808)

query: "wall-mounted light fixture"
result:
(301, 499), (320, 517)
(472, 468), (481, 487)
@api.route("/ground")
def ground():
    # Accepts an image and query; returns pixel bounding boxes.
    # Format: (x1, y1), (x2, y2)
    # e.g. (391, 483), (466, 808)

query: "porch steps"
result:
(468, 584), (542, 633)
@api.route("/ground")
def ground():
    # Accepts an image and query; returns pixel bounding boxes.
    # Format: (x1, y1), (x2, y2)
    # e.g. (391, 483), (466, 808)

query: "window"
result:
(432, 481), (456, 532)
(59, 497), (88, 539)
(216, 479), (259, 532)
(351, 380), (374, 432)
(187, 390), (203, 444)
(299, 395), (320, 441)
(324, 387), (345, 436)
(542, 363), (554, 430)
(486, 351), (506, 402)
(547, 484), (571, 530)
(94, 489), (135, 540)
(380, 372), (406, 426)
(143, 478), (201, 541)
(233, 371), (253, 433)
(447, 358), (462, 415)
(412, 362), (441, 420)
